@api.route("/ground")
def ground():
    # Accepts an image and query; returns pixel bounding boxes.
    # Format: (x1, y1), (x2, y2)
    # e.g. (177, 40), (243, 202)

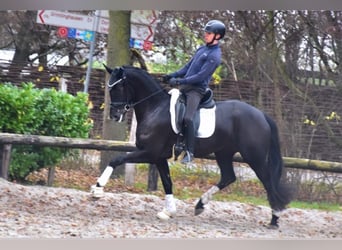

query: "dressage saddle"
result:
(173, 88), (215, 159)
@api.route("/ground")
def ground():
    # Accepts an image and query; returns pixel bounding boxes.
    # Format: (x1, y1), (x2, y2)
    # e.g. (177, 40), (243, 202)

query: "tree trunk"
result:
(100, 11), (131, 177)
(10, 11), (37, 65)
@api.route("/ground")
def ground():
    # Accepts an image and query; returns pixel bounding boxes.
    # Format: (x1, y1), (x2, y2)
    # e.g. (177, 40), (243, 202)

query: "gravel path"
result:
(0, 178), (341, 238)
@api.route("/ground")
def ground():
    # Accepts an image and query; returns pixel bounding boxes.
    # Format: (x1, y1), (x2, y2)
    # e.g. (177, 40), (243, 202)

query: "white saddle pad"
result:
(168, 89), (216, 138)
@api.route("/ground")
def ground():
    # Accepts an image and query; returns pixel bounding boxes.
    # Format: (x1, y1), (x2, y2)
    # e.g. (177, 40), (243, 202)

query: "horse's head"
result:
(104, 64), (134, 122)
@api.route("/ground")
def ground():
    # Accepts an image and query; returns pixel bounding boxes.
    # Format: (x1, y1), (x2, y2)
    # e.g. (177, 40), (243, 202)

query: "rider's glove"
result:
(169, 78), (180, 86)
(162, 74), (172, 83)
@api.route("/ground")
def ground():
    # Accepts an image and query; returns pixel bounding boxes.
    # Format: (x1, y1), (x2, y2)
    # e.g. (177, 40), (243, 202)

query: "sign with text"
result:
(130, 10), (158, 26)
(36, 10), (109, 34)
(130, 10), (158, 50)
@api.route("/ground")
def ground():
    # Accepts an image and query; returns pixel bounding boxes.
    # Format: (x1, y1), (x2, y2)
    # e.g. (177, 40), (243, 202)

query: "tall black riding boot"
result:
(181, 124), (195, 164)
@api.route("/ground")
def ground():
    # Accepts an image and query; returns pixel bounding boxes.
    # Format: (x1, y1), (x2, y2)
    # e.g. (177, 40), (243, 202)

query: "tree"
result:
(298, 11), (341, 88)
(100, 11), (131, 176)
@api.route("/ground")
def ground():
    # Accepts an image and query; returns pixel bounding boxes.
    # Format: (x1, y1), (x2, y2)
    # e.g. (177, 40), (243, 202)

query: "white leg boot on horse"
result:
(195, 185), (220, 215)
(90, 166), (113, 198)
(267, 209), (282, 229)
(157, 194), (177, 220)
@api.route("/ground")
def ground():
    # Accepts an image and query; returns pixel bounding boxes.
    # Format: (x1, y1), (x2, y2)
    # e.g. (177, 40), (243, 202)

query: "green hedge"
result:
(0, 82), (92, 181)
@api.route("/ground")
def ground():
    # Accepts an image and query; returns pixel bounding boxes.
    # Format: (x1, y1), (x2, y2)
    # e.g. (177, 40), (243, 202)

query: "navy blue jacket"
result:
(169, 44), (221, 89)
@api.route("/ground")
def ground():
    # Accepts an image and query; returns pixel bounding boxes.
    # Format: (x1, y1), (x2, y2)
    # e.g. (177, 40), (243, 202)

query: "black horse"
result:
(91, 65), (292, 228)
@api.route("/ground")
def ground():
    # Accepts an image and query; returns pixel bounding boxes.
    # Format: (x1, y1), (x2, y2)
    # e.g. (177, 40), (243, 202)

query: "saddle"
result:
(168, 88), (216, 160)
(174, 88), (215, 132)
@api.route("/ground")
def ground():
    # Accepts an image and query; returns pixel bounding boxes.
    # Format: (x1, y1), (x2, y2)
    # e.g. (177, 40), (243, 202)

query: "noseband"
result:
(108, 74), (131, 110)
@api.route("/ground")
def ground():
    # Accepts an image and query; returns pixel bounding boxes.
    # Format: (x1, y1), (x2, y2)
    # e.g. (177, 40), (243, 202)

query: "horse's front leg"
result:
(155, 158), (177, 221)
(90, 150), (151, 198)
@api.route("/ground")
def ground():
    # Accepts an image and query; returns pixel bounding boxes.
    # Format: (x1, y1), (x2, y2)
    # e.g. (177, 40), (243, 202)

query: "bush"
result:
(0, 82), (92, 181)
(0, 83), (39, 134)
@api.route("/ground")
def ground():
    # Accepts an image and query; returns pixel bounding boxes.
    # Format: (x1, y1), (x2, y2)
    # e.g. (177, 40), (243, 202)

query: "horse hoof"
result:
(264, 223), (279, 230)
(194, 199), (204, 215)
(194, 208), (204, 216)
(90, 185), (104, 198)
(157, 209), (174, 221)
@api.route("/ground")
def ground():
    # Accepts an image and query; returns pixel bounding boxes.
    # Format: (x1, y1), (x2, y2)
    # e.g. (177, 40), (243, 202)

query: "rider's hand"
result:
(169, 78), (180, 86)
(162, 74), (172, 83)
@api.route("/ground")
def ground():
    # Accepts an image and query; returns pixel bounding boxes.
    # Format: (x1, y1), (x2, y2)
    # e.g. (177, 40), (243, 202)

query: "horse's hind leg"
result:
(195, 151), (236, 215)
(255, 170), (281, 228)
(247, 158), (284, 229)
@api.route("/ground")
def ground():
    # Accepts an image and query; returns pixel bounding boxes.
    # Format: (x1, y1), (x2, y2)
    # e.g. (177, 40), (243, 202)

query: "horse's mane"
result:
(122, 65), (153, 79)
(122, 65), (167, 93)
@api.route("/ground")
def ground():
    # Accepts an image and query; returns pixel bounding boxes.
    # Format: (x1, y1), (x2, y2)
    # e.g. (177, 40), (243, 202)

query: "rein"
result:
(129, 88), (165, 108)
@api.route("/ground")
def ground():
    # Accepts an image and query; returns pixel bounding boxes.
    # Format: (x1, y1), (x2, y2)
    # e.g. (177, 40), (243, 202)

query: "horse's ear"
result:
(103, 63), (113, 74)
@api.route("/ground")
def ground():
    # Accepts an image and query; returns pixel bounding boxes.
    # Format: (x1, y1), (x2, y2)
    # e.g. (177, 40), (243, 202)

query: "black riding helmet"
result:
(204, 20), (226, 40)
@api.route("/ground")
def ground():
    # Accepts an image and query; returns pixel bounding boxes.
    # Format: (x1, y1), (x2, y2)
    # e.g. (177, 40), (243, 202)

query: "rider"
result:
(163, 19), (226, 164)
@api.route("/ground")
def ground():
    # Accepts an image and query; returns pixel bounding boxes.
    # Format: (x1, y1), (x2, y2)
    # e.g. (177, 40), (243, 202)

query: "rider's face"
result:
(204, 32), (218, 44)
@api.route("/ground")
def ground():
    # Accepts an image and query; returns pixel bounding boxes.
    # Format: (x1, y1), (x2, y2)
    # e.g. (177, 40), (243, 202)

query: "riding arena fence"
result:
(1, 132), (342, 182)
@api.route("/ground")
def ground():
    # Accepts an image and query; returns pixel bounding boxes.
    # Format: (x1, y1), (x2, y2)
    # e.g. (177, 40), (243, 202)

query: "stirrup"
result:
(181, 151), (194, 164)
(174, 141), (185, 160)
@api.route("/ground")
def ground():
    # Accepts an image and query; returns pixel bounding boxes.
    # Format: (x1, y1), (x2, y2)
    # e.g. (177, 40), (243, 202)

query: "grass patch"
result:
(28, 159), (341, 212)
(289, 200), (341, 212)
(214, 192), (270, 206)
(131, 162), (341, 212)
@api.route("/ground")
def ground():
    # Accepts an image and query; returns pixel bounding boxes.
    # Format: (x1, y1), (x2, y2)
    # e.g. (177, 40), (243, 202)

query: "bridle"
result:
(108, 71), (165, 115)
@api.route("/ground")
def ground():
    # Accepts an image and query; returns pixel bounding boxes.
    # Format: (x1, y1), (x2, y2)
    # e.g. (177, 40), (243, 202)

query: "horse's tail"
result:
(264, 113), (293, 211)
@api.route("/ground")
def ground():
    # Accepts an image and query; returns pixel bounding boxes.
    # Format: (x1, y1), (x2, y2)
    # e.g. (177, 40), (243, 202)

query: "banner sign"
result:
(57, 27), (94, 42)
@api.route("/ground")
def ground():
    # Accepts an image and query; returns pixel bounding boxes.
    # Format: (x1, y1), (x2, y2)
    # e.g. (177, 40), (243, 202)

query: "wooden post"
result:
(0, 144), (4, 179)
(59, 77), (67, 92)
(0, 145), (3, 178)
(147, 164), (159, 191)
(46, 77), (68, 186)
(0, 144), (12, 180)
(47, 167), (55, 186)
